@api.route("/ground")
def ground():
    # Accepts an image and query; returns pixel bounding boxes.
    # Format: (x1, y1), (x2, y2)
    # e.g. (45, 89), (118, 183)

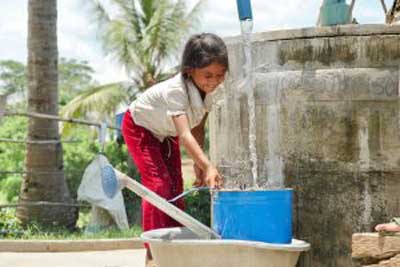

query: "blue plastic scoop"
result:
(101, 164), (120, 199)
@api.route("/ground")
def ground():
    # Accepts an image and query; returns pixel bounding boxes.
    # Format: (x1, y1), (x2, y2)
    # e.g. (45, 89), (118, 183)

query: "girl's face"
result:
(189, 63), (227, 94)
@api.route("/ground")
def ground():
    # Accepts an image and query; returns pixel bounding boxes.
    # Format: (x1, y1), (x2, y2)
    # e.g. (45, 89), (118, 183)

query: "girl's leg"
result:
(161, 137), (184, 213)
(121, 111), (184, 256)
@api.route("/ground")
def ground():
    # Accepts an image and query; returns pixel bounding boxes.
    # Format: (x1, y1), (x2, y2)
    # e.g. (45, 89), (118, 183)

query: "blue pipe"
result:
(236, 0), (253, 21)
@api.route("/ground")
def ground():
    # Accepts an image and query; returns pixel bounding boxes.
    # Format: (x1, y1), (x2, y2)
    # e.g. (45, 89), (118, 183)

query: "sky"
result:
(0, 0), (394, 84)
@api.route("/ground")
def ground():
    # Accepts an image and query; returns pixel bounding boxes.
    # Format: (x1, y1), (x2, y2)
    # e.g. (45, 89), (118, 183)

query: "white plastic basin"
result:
(141, 227), (310, 267)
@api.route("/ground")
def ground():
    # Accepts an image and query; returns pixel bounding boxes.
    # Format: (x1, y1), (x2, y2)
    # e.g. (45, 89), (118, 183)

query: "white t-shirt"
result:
(129, 73), (217, 142)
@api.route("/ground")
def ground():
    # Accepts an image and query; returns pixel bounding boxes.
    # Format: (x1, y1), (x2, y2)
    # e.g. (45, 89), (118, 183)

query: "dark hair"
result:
(181, 33), (229, 77)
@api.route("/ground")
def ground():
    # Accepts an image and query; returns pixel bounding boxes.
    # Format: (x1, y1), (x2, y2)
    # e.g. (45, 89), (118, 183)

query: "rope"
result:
(3, 110), (119, 130)
(0, 138), (81, 144)
(0, 201), (90, 209)
(0, 170), (65, 175)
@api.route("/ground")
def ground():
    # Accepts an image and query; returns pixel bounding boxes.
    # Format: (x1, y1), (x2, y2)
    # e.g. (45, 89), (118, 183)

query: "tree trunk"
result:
(16, 0), (77, 229)
(387, 0), (400, 23)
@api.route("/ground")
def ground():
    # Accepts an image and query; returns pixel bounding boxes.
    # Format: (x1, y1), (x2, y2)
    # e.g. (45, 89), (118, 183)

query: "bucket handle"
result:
(168, 187), (210, 203)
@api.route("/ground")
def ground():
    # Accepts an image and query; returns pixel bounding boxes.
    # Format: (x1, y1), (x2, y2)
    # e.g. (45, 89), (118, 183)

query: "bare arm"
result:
(191, 114), (208, 186)
(172, 113), (222, 188)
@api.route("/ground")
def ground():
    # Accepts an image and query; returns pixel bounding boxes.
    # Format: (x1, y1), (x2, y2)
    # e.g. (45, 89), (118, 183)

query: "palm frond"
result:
(140, 0), (156, 26)
(104, 20), (135, 67)
(88, 0), (204, 93)
(61, 82), (131, 120)
(184, 0), (205, 28)
(89, 0), (112, 30)
(112, 0), (143, 38)
(60, 81), (139, 136)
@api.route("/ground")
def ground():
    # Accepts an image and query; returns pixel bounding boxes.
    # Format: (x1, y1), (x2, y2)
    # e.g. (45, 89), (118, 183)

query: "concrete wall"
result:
(210, 25), (400, 267)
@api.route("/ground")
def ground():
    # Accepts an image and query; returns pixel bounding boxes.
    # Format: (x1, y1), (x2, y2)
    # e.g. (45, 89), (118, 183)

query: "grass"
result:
(181, 157), (195, 190)
(10, 225), (142, 240)
(0, 208), (142, 240)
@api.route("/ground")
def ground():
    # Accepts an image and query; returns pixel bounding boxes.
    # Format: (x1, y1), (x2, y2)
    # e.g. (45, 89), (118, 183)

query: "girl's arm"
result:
(172, 114), (222, 188)
(191, 114), (208, 186)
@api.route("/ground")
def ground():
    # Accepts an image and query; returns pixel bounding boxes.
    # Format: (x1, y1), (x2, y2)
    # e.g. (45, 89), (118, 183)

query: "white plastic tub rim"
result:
(140, 227), (310, 252)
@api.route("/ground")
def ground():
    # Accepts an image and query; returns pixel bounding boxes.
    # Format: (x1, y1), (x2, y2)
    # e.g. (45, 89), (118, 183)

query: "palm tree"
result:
(16, 0), (77, 229)
(61, 0), (203, 122)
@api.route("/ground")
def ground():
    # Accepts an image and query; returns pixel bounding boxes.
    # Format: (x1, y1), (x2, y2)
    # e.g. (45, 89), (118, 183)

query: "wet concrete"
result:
(211, 24), (400, 267)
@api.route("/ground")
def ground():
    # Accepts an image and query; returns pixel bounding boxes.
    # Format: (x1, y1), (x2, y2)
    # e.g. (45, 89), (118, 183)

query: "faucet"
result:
(236, 0), (253, 21)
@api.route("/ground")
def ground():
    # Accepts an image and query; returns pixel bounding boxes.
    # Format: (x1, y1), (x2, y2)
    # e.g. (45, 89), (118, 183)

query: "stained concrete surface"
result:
(210, 24), (400, 267)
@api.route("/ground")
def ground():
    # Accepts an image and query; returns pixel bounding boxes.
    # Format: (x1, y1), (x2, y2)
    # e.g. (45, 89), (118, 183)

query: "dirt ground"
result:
(181, 157), (195, 184)
(0, 249), (146, 267)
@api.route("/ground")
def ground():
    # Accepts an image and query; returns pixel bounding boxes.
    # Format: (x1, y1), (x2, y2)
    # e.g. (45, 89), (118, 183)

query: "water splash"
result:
(240, 19), (258, 188)
(266, 104), (285, 188)
(358, 114), (370, 170)
(262, 78), (284, 188)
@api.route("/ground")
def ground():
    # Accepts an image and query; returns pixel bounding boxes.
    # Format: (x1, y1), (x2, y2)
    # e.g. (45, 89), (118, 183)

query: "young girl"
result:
(121, 33), (228, 265)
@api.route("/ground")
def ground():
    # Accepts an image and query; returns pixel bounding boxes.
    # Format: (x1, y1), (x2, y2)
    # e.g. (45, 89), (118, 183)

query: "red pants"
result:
(121, 111), (184, 240)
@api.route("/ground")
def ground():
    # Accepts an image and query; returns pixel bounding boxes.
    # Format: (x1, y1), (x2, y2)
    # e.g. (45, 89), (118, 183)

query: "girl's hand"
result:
(204, 165), (223, 189)
(375, 222), (400, 232)
(193, 164), (206, 187)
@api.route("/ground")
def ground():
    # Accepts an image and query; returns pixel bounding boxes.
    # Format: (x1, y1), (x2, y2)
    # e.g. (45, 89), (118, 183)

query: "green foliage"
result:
(0, 58), (98, 107)
(0, 60), (26, 96)
(122, 166), (142, 226)
(62, 126), (99, 197)
(61, 126), (132, 200)
(0, 115), (131, 202)
(0, 209), (24, 238)
(60, 83), (134, 137)
(0, 209), (141, 239)
(0, 116), (27, 200)
(0, 113), (212, 231)
(0, 115), (143, 230)
(0, 176), (21, 202)
(184, 190), (211, 226)
(58, 58), (98, 105)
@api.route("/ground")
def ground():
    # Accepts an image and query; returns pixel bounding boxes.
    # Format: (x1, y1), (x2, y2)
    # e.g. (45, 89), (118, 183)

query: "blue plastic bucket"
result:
(212, 189), (293, 244)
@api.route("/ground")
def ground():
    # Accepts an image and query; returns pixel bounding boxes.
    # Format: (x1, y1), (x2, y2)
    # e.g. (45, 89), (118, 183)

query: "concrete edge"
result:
(224, 24), (400, 44)
(0, 238), (144, 252)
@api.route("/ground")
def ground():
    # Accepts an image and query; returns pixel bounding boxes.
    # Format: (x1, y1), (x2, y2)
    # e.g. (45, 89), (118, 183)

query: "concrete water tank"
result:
(210, 24), (400, 267)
